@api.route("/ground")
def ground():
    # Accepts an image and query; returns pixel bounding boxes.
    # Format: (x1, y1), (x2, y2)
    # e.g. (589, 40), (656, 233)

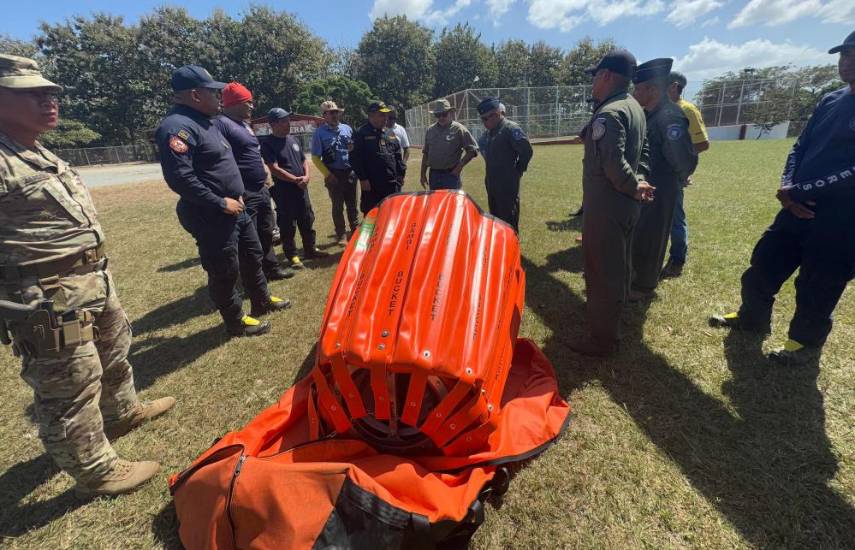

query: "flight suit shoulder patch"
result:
(176, 129), (191, 141)
(511, 127), (527, 141)
(666, 123), (684, 141)
(592, 117), (607, 141)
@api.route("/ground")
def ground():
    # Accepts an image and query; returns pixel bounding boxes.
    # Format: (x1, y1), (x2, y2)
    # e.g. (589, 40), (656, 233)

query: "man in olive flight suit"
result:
(571, 50), (654, 357)
(629, 58), (698, 300)
(0, 54), (174, 497)
(477, 98), (534, 232)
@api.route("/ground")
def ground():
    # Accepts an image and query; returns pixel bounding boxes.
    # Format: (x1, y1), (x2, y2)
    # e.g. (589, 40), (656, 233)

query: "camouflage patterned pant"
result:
(15, 270), (140, 484)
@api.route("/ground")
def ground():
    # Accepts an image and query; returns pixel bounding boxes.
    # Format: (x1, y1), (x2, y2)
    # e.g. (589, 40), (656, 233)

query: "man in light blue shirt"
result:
(310, 100), (358, 245)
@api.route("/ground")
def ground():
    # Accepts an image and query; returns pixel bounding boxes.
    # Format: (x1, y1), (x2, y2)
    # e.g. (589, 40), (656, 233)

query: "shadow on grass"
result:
(522, 251), (855, 547)
(545, 213), (583, 233)
(130, 326), (227, 391)
(157, 257), (202, 273)
(151, 501), (183, 549)
(131, 286), (216, 335)
(0, 454), (78, 538)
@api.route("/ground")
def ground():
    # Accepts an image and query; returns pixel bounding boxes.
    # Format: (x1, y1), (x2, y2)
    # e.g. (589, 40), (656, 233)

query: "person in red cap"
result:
(213, 82), (294, 282)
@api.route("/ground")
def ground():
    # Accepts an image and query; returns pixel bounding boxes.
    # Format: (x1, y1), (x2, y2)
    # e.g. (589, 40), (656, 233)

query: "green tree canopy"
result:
(355, 16), (435, 109)
(432, 23), (497, 96)
(293, 75), (374, 127)
(494, 40), (531, 88)
(558, 37), (618, 86)
(39, 118), (101, 149)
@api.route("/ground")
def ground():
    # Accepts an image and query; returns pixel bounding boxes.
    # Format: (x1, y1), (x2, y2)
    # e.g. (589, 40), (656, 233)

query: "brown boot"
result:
(104, 396), (176, 440)
(74, 459), (160, 498)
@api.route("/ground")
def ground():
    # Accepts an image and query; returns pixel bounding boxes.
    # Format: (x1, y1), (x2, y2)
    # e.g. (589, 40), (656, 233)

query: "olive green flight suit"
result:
(631, 99), (698, 293)
(581, 91), (649, 347)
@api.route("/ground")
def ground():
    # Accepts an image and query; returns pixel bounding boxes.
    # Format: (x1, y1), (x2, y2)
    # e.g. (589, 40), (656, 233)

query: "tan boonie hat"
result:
(0, 54), (63, 92)
(320, 100), (344, 113)
(429, 98), (455, 114)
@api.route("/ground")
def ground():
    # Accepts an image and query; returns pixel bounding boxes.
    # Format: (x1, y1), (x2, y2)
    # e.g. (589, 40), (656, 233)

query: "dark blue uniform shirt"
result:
(260, 135), (306, 181)
(212, 115), (268, 192)
(155, 104), (245, 213)
(785, 87), (855, 203)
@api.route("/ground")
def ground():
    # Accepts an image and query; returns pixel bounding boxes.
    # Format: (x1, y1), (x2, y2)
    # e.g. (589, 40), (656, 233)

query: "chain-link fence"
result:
(55, 143), (158, 166)
(405, 79), (811, 145)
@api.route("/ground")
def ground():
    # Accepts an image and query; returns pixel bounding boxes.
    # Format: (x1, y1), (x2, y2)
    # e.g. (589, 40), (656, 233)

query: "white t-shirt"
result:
(389, 123), (410, 149)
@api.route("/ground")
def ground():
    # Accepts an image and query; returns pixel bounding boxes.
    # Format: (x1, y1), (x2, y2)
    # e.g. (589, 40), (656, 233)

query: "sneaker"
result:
(251, 295), (292, 317)
(708, 312), (770, 334)
(304, 247), (330, 259)
(104, 397), (177, 441)
(767, 339), (819, 366)
(660, 260), (684, 279)
(75, 459), (160, 498)
(266, 267), (295, 280)
(288, 255), (305, 269)
(271, 228), (282, 246)
(226, 315), (271, 337)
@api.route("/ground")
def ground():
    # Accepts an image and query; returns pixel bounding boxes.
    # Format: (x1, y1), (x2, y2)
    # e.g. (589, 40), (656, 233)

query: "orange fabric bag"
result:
(170, 192), (570, 549)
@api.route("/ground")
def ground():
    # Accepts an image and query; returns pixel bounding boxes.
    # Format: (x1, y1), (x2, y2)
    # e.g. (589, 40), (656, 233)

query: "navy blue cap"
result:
(477, 97), (501, 115)
(171, 65), (226, 92)
(586, 49), (637, 79)
(267, 107), (291, 122)
(633, 58), (674, 84)
(366, 101), (392, 113)
(829, 30), (855, 54)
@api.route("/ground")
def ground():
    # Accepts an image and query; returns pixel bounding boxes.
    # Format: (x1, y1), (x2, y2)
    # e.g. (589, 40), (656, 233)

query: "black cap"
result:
(367, 101), (392, 113)
(477, 97), (501, 115)
(267, 107), (291, 122)
(171, 65), (226, 92)
(829, 30), (855, 54)
(633, 58), (674, 84)
(668, 71), (687, 87)
(586, 49), (637, 79)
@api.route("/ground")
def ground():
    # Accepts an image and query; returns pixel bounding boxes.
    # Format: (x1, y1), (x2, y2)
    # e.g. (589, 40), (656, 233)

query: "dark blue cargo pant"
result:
(177, 200), (270, 327)
(738, 208), (855, 346)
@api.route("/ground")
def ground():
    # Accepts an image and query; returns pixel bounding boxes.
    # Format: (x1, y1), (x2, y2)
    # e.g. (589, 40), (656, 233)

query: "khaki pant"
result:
(12, 269), (140, 484)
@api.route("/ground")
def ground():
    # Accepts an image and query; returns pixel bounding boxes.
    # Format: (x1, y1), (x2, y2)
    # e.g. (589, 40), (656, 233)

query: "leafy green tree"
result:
(40, 118), (101, 148)
(432, 23), (497, 96)
(0, 35), (38, 58)
(558, 37), (618, 86)
(527, 41), (563, 86)
(356, 16), (434, 109)
(293, 75), (374, 126)
(494, 40), (531, 87)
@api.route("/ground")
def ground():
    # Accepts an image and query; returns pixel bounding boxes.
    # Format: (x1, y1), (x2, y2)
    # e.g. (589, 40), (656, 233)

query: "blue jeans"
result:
(669, 187), (688, 264)
(429, 169), (461, 190)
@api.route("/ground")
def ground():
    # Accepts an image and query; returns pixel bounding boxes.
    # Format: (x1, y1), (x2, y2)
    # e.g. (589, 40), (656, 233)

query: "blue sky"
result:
(3, 0), (853, 84)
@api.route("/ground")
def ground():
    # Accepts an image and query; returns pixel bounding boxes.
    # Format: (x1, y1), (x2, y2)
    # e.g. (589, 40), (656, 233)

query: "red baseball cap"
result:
(222, 82), (253, 107)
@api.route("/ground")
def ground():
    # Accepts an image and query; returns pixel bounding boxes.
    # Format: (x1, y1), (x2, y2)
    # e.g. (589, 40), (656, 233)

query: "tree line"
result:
(0, 7), (617, 147)
(0, 6), (842, 147)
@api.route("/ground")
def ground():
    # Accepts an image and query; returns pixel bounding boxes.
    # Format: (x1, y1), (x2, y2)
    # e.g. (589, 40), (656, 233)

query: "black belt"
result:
(1, 244), (107, 284)
(430, 167), (455, 173)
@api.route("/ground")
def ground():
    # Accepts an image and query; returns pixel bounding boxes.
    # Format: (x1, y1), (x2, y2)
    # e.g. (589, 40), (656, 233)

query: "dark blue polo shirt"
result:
(155, 104), (245, 213)
(213, 115), (268, 192)
(785, 87), (855, 203)
(260, 134), (306, 182)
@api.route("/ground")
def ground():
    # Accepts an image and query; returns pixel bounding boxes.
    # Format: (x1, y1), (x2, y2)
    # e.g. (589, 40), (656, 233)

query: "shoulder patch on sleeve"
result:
(666, 123), (684, 141)
(169, 135), (189, 154)
(511, 127), (527, 141)
(592, 117), (607, 141)
(176, 129), (191, 141)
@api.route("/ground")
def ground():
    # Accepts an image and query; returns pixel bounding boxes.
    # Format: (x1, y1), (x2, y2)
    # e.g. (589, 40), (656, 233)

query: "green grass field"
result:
(0, 141), (852, 549)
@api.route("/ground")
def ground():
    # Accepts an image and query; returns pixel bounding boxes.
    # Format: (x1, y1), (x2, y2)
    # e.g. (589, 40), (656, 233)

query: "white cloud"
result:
(674, 37), (830, 81)
(666, 0), (725, 28)
(701, 15), (721, 27)
(730, 0), (855, 27)
(486, 0), (516, 20)
(818, 0), (855, 24)
(526, 0), (665, 31)
(369, 0), (473, 25)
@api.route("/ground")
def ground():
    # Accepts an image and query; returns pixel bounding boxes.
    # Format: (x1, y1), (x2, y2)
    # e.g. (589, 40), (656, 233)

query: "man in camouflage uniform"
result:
(0, 54), (175, 497)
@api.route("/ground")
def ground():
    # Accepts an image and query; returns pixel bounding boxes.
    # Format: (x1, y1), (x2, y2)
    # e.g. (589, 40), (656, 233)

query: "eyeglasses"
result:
(11, 89), (60, 104)
(434, 112), (450, 118)
(480, 112), (498, 122)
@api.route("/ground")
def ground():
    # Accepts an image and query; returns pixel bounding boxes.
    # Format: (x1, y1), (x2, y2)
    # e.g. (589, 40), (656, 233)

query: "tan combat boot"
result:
(104, 396), (176, 440)
(75, 459), (160, 498)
